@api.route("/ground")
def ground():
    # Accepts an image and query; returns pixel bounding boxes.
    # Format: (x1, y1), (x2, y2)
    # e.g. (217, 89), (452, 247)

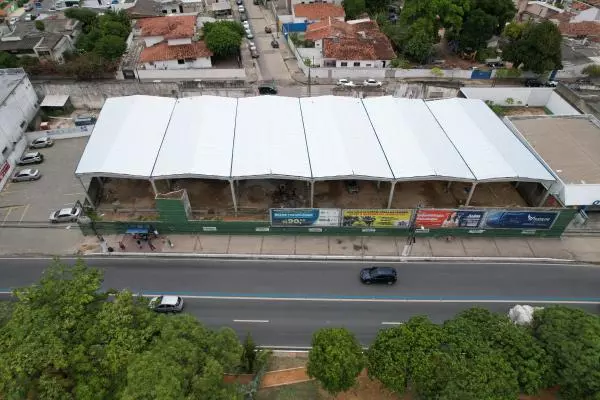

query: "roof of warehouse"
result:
(362, 97), (474, 181)
(425, 98), (554, 182)
(300, 96), (394, 180)
(151, 96), (237, 180)
(75, 95), (176, 179)
(232, 96), (312, 179)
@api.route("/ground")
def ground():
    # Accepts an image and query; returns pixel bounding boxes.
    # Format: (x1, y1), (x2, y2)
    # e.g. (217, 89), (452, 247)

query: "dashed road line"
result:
(233, 319), (270, 323)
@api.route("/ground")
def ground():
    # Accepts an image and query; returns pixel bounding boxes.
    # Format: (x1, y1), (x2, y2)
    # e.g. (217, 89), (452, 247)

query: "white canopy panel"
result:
(363, 97), (475, 181)
(426, 98), (554, 182)
(152, 96), (237, 180)
(300, 96), (393, 180)
(231, 96), (312, 179)
(75, 95), (176, 179)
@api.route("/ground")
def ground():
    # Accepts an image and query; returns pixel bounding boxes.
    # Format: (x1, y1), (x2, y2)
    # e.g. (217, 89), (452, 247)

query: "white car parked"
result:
(242, 20), (250, 29)
(49, 206), (81, 223)
(247, 41), (257, 51)
(363, 78), (383, 87)
(245, 28), (253, 39)
(336, 78), (356, 87)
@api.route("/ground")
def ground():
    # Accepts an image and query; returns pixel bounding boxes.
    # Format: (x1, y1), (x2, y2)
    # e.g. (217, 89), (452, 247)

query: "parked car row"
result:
(336, 78), (383, 87)
(524, 79), (558, 88)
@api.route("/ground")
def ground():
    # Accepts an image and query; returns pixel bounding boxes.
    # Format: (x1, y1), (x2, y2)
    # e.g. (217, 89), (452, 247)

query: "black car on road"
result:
(360, 266), (397, 285)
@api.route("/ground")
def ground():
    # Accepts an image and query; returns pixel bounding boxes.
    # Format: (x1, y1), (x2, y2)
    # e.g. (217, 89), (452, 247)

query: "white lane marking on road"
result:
(2, 207), (12, 225)
(381, 321), (403, 325)
(19, 204), (30, 223)
(233, 319), (270, 323)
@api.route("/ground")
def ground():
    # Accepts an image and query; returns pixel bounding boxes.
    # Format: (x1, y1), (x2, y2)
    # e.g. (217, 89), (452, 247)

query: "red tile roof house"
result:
(292, 3), (345, 23)
(134, 15), (213, 70)
(304, 18), (395, 68)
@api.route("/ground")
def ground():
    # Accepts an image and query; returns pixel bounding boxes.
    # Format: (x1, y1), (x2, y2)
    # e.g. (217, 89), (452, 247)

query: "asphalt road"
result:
(1, 257), (599, 346)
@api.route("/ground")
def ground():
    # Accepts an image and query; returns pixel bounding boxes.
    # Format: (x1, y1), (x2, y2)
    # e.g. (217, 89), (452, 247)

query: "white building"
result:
(0, 69), (39, 190)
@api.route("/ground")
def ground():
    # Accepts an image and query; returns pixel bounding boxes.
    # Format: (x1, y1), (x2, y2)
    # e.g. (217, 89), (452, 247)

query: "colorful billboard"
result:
(415, 209), (486, 229)
(270, 208), (341, 227)
(342, 209), (412, 229)
(482, 210), (559, 229)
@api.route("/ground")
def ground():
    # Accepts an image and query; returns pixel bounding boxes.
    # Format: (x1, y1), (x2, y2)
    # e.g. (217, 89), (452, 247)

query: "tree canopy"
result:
(502, 20), (563, 73)
(0, 259), (243, 400)
(532, 306), (600, 399)
(342, 0), (367, 19)
(307, 328), (364, 395)
(204, 21), (244, 58)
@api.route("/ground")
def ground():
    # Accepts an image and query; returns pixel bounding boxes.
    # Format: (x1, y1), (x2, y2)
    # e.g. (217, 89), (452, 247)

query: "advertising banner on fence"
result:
(270, 208), (341, 227)
(342, 209), (412, 228)
(482, 210), (559, 229)
(415, 209), (486, 229)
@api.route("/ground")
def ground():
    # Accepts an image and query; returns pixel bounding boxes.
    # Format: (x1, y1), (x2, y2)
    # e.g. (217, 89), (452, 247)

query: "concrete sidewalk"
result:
(85, 235), (600, 263)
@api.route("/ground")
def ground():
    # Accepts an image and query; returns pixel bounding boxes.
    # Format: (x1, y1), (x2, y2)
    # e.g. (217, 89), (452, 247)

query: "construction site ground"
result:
(95, 179), (530, 221)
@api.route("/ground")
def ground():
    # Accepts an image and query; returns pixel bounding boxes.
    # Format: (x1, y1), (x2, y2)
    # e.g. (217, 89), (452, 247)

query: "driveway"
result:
(0, 137), (88, 254)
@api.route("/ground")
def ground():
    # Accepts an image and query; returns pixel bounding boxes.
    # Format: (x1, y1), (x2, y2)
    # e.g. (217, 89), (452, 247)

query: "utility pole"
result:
(307, 62), (311, 97)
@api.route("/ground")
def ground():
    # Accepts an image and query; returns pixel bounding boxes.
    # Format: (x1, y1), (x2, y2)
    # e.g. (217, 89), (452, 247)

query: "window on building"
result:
(340, 61), (347, 66)
(177, 59), (185, 64)
(353, 61), (360, 67)
(171, 8), (176, 12)
(162, 9), (167, 13)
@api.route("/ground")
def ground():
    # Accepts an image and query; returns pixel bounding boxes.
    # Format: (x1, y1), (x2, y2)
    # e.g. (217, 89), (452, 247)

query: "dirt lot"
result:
(97, 178), (156, 211)
(502, 107), (548, 116)
(390, 181), (528, 209)
(314, 181), (390, 209)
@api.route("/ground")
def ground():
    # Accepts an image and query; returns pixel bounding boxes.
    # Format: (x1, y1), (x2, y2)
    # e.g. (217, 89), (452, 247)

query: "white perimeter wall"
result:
(460, 87), (580, 115)
(546, 92), (580, 115)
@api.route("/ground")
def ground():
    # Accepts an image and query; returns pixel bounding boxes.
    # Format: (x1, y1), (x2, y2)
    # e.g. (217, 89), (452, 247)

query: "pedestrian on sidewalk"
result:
(119, 241), (126, 251)
(136, 239), (142, 249)
(148, 240), (156, 251)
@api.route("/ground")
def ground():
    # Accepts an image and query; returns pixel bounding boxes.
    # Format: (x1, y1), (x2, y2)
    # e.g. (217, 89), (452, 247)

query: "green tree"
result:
(0, 259), (244, 400)
(413, 350), (519, 400)
(502, 21), (562, 73)
(342, 0), (366, 19)
(94, 35), (127, 60)
(204, 24), (243, 57)
(307, 328), (364, 395)
(582, 64), (600, 77)
(99, 20), (130, 38)
(456, 9), (496, 51)
(403, 19), (436, 63)
(443, 308), (550, 395)
(0, 51), (19, 68)
(365, 0), (386, 13)
(473, 0), (516, 34)
(76, 28), (102, 53)
(35, 20), (45, 31)
(368, 316), (443, 394)
(503, 21), (525, 40)
(64, 7), (98, 29)
(532, 306), (600, 399)
(203, 20), (245, 38)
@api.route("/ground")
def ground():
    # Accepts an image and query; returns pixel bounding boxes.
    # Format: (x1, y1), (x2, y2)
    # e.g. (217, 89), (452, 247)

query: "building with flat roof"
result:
(508, 115), (600, 208)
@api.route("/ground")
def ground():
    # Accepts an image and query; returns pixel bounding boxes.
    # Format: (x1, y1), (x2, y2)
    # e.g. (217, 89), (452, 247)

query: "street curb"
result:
(87, 252), (576, 263)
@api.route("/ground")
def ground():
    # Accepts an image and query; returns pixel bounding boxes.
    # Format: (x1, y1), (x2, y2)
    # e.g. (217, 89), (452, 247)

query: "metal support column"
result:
(465, 182), (477, 206)
(377, 181), (381, 190)
(310, 180), (315, 208)
(95, 176), (104, 189)
(229, 180), (238, 214)
(446, 181), (452, 191)
(538, 183), (553, 207)
(149, 179), (158, 196)
(78, 176), (95, 209)
(387, 181), (396, 209)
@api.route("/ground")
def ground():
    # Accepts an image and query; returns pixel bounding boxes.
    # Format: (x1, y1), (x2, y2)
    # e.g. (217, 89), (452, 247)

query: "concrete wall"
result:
(141, 56), (212, 70)
(33, 81), (181, 109)
(546, 92), (581, 115)
(0, 137), (26, 192)
(135, 68), (246, 80)
(460, 87), (553, 106)
(26, 125), (93, 141)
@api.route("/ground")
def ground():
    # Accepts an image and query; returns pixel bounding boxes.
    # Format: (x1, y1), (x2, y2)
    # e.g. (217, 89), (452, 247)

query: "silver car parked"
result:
(12, 169), (41, 182)
(49, 207), (81, 223)
(17, 152), (44, 165)
(29, 137), (54, 149)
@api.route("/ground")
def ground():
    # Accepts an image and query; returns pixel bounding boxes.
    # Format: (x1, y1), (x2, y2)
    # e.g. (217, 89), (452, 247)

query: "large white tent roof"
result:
(75, 95), (176, 179)
(152, 96), (237, 180)
(426, 98), (554, 182)
(231, 96), (312, 179)
(363, 97), (475, 181)
(300, 96), (394, 180)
